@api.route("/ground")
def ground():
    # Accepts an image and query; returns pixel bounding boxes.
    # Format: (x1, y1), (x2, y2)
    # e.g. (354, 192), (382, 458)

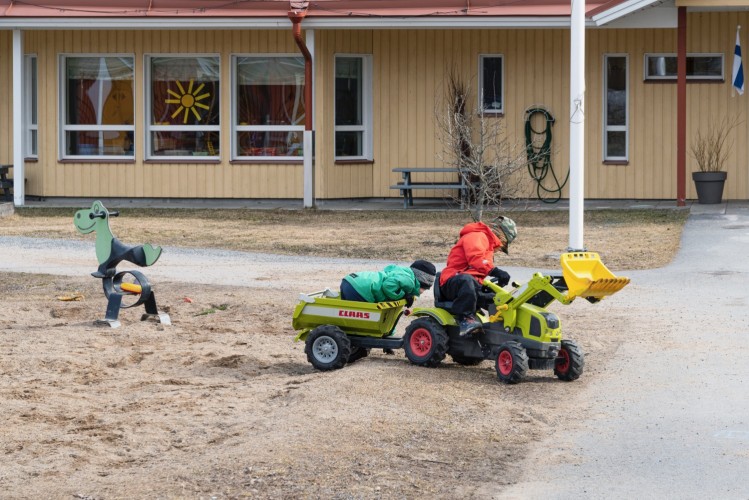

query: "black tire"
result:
(554, 339), (584, 381)
(450, 353), (484, 366)
(495, 341), (529, 384)
(348, 346), (370, 364)
(304, 325), (351, 371)
(403, 317), (448, 367)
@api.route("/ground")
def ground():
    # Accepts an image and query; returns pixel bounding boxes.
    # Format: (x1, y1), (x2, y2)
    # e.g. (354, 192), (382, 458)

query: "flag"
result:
(733, 26), (744, 95)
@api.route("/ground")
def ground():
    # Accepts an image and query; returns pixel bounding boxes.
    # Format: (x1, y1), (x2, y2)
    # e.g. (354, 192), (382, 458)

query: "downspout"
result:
(289, 3), (314, 208)
(676, 6), (687, 207)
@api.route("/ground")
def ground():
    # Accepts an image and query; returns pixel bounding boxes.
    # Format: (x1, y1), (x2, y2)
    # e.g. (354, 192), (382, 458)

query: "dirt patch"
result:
(1, 269), (630, 498)
(0, 208), (683, 497)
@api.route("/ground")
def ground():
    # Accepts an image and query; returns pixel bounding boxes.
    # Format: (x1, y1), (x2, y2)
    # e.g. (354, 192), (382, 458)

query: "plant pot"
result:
(692, 171), (727, 204)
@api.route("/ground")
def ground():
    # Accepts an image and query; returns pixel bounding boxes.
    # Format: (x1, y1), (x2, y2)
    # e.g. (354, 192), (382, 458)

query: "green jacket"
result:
(343, 265), (421, 303)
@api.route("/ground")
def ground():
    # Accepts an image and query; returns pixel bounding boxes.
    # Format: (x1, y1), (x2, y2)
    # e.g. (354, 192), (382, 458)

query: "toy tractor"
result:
(406, 252), (630, 383)
(291, 252), (629, 384)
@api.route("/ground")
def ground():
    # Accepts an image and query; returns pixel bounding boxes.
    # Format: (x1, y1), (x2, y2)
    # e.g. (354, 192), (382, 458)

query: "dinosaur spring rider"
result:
(73, 200), (170, 328)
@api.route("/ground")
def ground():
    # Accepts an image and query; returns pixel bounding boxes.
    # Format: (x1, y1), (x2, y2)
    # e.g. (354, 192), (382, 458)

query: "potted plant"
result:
(690, 115), (740, 204)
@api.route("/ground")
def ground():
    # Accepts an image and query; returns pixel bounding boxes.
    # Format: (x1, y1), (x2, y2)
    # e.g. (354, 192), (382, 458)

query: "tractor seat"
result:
(433, 272), (456, 313)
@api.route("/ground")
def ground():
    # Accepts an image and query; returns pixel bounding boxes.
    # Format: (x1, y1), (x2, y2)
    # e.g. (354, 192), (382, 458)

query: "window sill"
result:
(144, 159), (221, 164)
(603, 160), (629, 166)
(231, 159), (303, 165)
(24, 157), (38, 163)
(480, 110), (504, 117)
(644, 78), (725, 84)
(334, 159), (375, 165)
(60, 159), (136, 164)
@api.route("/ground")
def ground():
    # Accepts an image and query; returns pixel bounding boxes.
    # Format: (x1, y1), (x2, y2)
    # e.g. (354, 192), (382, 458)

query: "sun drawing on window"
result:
(165, 79), (210, 124)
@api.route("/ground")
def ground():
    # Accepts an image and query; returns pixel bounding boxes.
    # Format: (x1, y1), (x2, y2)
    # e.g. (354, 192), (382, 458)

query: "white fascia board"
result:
(0, 18), (293, 30)
(592, 0), (666, 26)
(0, 16), (595, 30)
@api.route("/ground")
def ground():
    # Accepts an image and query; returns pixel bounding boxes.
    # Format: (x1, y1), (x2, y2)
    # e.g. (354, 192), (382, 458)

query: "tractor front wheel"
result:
(305, 325), (352, 371)
(495, 341), (529, 384)
(554, 339), (584, 381)
(403, 318), (448, 367)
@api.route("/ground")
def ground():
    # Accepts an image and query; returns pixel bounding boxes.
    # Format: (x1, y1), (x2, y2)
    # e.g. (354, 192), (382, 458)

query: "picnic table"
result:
(390, 167), (467, 208)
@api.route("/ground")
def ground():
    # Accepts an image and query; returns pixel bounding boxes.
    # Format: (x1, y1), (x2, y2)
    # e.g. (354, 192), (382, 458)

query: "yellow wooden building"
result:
(1, 0), (748, 205)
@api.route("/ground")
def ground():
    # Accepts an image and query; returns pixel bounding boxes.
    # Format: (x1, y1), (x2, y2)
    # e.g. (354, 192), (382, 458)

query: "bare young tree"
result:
(436, 67), (533, 221)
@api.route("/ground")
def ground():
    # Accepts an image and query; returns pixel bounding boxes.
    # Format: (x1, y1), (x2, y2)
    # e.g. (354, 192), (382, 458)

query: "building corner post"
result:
(12, 29), (25, 207)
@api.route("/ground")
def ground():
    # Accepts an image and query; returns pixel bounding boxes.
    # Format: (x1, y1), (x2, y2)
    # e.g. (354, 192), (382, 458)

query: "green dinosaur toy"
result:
(73, 200), (162, 277)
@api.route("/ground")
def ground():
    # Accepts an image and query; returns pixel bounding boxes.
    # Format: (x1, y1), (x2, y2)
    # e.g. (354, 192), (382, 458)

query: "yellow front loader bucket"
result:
(561, 252), (630, 300)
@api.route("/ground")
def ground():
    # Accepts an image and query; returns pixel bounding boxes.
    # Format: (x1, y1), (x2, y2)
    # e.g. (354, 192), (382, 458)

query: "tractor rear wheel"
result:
(495, 341), (529, 384)
(403, 317), (448, 367)
(305, 325), (351, 371)
(554, 339), (584, 381)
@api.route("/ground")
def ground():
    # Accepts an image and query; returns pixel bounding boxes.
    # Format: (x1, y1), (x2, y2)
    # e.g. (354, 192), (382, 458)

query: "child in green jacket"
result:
(340, 260), (437, 307)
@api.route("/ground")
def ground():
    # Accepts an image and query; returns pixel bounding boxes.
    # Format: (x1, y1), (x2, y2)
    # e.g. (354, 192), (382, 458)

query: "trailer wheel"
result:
(554, 339), (584, 381)
(348, 346), (370, 364)
(305, 325), (351, 371)
(403, 318), (448, 367)
(495, 341), (529, 384)
(450, 353), (484, 366)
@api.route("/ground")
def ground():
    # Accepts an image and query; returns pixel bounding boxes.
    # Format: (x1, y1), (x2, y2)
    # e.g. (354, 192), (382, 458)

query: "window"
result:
(644, 53), (724, 81)
(604, 55), (628, 161)
(60, 55), (135, 159)
(335, 55), (372, 160)
(233, 55), (305, 160)
(479, 55), (503, 113)
(25, 55), (37, 158)
(147, 55), (220, 159)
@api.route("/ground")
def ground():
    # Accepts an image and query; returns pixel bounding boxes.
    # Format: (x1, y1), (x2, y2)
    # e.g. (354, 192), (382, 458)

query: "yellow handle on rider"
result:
(488, 303), (509, 322)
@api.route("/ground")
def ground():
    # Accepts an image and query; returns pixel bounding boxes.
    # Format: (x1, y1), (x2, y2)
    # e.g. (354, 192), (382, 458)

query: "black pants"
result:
(439, 274), (488, 317)
(340, 279), (367, 302)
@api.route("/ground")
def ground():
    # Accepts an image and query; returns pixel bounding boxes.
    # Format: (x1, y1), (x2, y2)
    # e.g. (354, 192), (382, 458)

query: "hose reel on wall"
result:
(524, 106), (569, 203)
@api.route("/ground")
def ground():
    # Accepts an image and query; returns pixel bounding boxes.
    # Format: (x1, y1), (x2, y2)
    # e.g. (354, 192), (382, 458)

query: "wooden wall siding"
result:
(6, 15), (749, 201)
(23, 29), (305, 199)
(0, 32), (12, 166)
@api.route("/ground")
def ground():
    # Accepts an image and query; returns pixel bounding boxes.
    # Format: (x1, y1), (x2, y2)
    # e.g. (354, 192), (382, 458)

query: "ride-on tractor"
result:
(292, 252), (629, 384)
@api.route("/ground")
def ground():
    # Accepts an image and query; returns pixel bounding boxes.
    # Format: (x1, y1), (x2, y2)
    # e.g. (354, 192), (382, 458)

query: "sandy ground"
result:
(0, 266), (629, 499)
(0, 207), (675, 498)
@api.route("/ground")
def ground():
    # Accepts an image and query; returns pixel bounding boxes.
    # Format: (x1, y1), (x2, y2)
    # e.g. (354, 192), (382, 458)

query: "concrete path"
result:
(502, 202), (749, 499)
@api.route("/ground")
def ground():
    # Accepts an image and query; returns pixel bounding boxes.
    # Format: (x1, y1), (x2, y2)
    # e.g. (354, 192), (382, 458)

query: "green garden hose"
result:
(524, 107), (569, 203)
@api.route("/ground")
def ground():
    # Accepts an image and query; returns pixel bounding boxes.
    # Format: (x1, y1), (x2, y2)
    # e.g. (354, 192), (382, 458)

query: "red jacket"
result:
(440, 222), (503, 286)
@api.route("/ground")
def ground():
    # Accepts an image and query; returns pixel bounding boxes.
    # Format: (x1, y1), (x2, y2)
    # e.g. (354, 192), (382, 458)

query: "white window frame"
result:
(145, 53), (221, 161)
(478, 54), (504, 114)
(59, 54), (136, 161)
(644, 53), (724, 81)
(603, 53), (629, 162)
(24, 54), (37, 158)
(231, 53), (305, 161)
(334, 54), (373, 161)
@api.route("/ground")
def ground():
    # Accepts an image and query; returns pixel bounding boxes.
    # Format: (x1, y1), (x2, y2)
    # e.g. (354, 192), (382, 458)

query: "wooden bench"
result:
(0, 165), (12, 202)
(390, 167), (467, 208)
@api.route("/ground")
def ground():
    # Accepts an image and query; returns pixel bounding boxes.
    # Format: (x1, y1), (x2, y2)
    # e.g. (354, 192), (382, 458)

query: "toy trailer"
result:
(292, 289), (409, 370)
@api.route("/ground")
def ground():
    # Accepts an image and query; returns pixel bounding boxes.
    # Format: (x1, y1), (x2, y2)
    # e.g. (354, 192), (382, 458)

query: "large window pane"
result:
(645, 54), (723, 80)
(62, 56), (134, 159)
(481, 56), (503, 112)
(335, 58), (363, 126)
(606, 57), (626, 126)
(604, 55), (628, 161)
(236, 57), (304, 126)
(148, 56), (220, 159)
(234, 56), (304, 160)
